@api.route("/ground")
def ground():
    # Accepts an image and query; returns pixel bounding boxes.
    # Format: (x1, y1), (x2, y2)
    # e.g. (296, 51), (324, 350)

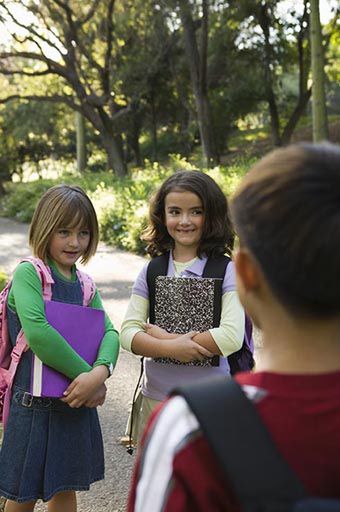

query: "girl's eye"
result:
(79, 230), (90, 238)
(192, 209), (203, 215)
(58, 229), (69, 236)
(168, 209), (180, 216)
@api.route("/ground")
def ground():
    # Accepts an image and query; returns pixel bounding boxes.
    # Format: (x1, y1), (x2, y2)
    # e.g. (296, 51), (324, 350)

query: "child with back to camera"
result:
(0, 185), (119, 512)
(128, 143), (340, 511)
(120, 170), (246, 444)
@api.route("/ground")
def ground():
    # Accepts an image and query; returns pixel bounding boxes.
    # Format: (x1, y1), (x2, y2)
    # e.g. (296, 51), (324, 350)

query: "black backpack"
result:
(173, 378), (340, 512)
(147, 253), (254, 374)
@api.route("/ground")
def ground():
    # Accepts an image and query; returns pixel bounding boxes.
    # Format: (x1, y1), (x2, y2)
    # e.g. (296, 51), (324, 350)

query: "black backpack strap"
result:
(146, 253), (169, 324)
(202, 256), (230, 328)
(172, 378), (306, 508)
(202, 255), (231, 280)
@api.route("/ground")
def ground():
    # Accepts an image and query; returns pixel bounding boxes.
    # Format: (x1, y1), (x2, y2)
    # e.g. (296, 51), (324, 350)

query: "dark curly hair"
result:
(231, 142), (340, 318)
(142, 170), (235, 258)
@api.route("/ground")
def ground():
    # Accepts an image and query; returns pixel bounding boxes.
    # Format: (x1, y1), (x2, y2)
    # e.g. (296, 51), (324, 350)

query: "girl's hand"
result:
(84, 383), (107, 408)
(170, 332), (214, 363)
(144, 323), (170, 339)
(61, 365), (108, 408)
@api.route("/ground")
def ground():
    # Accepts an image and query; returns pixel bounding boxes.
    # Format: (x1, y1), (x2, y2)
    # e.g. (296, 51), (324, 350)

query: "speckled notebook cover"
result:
(153, 276), (221, 366)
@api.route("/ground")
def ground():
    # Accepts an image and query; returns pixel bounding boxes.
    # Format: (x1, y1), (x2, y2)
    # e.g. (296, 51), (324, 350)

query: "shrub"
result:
(0, 180), (55, 222)
(0, 156), (255, 255)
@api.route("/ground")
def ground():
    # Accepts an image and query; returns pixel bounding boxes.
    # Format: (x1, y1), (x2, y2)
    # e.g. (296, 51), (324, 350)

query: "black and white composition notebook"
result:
(153, 276), (222, 367)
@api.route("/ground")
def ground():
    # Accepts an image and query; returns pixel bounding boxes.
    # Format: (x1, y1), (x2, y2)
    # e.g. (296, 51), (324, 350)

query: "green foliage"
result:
(0, 100), (77, 182)
(98, 162), (172, 253)
(0, 180), (55, 222)
(0, 157), (253, 255)
(0, 268), (8, 292)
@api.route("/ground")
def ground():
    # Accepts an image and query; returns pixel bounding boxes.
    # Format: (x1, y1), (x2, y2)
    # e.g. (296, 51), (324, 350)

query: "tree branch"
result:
(79, 0), (102, 25)
(48, 0), (103, 92)
(0, 51), (68, 78)
(0, 93), (78, 110)
(0, 2), (64, 58)
(0, 68), (56, 77)
(33, 5), (64, 46)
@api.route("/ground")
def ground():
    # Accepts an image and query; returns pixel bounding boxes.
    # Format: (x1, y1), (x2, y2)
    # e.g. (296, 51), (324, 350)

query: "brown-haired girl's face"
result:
(48, 224), (90, 277)
(164, 190), (205, 257)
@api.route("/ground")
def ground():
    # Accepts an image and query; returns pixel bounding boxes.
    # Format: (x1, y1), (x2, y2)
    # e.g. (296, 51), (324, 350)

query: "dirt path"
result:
(0, 217), (145, 512)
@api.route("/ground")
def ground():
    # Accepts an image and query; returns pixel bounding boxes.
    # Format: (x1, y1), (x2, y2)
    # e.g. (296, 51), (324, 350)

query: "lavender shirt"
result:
(133, 253), (236, 401)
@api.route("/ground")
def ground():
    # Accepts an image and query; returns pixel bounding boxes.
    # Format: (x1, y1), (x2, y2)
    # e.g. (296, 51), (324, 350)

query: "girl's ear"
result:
(234, 248), (262, 292)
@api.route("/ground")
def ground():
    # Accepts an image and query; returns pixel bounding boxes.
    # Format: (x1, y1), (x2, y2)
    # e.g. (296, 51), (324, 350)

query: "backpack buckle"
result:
(22, 392), (33, 408)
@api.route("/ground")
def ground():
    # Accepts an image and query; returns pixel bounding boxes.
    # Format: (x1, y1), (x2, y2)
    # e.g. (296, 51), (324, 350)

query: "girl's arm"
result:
(120, 294), (212, 362)
(146, 291), (245, 356)
(10, 262), (92, 379)
(207, 291), (244, 356)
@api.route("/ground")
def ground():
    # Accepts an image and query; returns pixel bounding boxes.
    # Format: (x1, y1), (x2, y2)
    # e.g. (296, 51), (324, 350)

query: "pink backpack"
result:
(0, 257), (96, 429)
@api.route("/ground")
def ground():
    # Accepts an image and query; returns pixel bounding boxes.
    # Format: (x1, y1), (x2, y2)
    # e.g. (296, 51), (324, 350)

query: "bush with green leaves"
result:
(0, 156), (254, 255)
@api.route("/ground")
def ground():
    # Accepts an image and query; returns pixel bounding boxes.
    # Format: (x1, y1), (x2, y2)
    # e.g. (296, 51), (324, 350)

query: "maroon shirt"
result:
(129, 371), (340, 511)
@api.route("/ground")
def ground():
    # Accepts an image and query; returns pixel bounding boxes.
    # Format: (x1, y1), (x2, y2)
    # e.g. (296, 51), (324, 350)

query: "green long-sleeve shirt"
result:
(7, 260), (119, 380)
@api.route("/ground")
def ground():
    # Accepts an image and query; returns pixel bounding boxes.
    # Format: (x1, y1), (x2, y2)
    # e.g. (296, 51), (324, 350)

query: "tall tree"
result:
(0, 0), (127, 175)
(235, 0), (312, 146)
(310, 0), (329, 141)
(177, 0), (218, 165)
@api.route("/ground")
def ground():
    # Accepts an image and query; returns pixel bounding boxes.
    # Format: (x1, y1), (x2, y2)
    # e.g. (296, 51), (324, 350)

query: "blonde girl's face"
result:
(165, 190), (205, 258)
(48, 224), (90, 277)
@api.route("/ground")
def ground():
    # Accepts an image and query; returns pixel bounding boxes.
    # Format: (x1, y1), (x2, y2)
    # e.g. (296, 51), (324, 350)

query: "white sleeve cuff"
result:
(119, 294), (149, 352)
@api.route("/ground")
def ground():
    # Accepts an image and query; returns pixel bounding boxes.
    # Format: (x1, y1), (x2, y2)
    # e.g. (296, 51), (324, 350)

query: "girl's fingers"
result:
(68, 398), (84, 408)
(197, 345), (213, 358)
(186, 331), (199, 338)
(63, 379), (77, 396)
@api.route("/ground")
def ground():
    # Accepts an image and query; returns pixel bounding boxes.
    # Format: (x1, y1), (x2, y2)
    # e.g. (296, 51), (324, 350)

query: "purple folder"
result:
(31, 300), (105, 398)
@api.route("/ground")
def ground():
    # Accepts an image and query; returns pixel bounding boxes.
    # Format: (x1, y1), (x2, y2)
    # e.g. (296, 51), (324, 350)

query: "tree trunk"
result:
(128, 109), (143, 167)
(310, 0), (329, 141)
(257, 3), (281, 146)
(150, 90), (158, 162)
(196, 92), (218, 164)
(79, 103), (127, 177)
(178, 0), (218, 166)
(101, 131), (127, 177)
(266, 89), (281, 146)
(75, 112), (87, 173)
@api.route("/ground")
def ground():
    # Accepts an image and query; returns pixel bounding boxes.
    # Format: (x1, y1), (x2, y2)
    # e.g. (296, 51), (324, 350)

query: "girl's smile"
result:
(165, 190), (205, 259)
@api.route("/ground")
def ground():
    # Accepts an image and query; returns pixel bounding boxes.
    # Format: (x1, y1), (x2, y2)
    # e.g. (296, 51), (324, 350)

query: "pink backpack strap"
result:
(0, 282), (12, 365)
(76, 270), (96, 306)
(20, 257), (95, 305)
(21, 257), (54, 301)
(2, 331), (27, 429)
(1, 258), (55, 428)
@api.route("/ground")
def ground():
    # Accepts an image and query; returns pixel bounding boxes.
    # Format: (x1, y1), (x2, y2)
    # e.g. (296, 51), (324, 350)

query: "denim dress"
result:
(0, 268), (104, 503)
